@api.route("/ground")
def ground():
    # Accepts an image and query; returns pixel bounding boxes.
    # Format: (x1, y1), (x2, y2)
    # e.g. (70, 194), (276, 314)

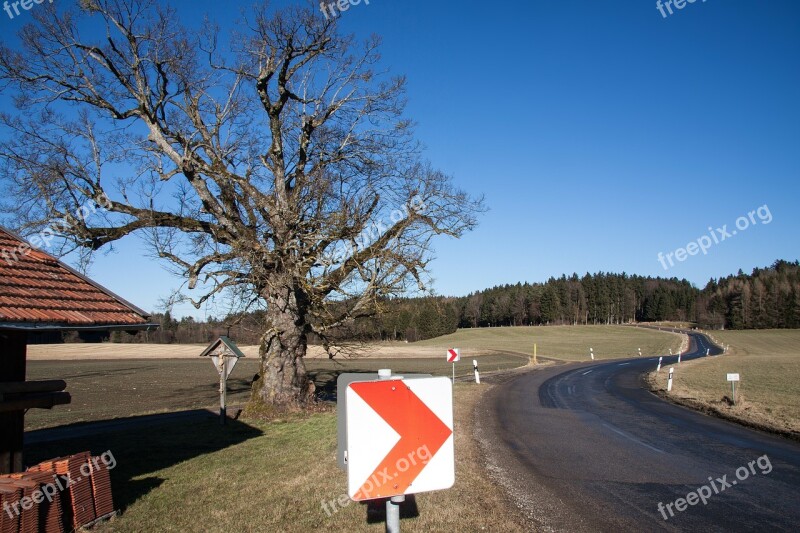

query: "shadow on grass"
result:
(308, 369), (379, 402)
(24, 411), (263, 511)
(365, 495), (420, 523)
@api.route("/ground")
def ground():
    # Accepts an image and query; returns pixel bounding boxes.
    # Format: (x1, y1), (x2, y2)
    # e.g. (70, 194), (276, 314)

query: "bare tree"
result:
(0, 1), (483, 407)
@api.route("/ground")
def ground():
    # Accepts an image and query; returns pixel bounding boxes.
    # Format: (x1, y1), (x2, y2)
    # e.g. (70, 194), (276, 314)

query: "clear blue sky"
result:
(3, 0), (799, 319)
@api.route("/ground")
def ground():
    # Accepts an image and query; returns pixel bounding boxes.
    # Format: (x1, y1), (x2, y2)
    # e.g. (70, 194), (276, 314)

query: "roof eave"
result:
(0, 322), (160, 333)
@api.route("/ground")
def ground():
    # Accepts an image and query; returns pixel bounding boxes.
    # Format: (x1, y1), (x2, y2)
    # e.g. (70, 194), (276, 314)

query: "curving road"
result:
(479, 331), (800, 531)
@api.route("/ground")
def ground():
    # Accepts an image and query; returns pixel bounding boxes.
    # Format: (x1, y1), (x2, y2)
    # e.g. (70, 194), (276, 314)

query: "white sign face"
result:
(210, 356), (239, 378)
(446, 348), (460, 363)
(727, 373), (740, 382)
(345, 377), (455, 501)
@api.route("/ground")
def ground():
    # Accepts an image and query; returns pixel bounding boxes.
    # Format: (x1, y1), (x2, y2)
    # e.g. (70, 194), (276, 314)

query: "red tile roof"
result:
(0, 227), (151, 329)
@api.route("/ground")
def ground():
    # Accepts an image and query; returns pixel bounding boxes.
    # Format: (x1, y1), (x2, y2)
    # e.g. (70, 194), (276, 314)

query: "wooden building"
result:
(0, 227), (154, 474)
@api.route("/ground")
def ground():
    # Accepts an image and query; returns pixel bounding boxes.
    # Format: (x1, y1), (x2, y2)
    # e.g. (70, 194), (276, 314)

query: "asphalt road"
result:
(480, 331), (800, 532)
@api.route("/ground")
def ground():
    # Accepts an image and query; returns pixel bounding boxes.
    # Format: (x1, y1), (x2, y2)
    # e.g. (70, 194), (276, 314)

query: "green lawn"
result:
(414, 325), (682, 361)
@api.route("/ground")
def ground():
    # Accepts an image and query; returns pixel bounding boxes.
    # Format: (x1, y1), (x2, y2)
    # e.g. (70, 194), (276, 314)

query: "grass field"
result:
(26, 383), (527, 533)
(649, 329), (800, 437)
(18, 325), (684, 531)
(25, 354), (527, 430)
(25, 325), (681, 430)
(414, 325), (683, 361)
(27, 325), (682, 363)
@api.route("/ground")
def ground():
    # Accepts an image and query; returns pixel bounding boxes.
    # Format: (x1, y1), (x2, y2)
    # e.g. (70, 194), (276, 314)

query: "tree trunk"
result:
(251, 286), (315, 409)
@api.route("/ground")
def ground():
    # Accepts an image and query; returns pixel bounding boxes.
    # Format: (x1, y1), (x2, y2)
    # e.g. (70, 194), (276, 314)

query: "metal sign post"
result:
(727, 373), (740, 405)
(387, 494), (404, 533)
(377, 370), (403, 533)
(199, 336), (245, 425)
(446, 349), (460, 384)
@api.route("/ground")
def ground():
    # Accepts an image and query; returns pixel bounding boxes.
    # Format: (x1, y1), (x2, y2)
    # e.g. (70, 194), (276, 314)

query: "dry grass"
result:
(26, 342), (474, 360)
(414, 325), (683, 361)
(648, 329), (800, 437)
(26, 325), (682, 362)
(647, 321), (696, 329)
(19, 326), (686, 531)
(22, 327), (797, 533)
(25, 383), (526, 532)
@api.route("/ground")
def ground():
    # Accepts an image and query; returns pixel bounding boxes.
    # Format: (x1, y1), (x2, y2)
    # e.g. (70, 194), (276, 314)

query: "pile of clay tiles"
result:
(0, 452), (115, 533)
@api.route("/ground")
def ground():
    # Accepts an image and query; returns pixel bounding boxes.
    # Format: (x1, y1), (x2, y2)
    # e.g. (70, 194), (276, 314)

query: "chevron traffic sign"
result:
(345, 376), (455, 501)
(447, 348), (460, 363)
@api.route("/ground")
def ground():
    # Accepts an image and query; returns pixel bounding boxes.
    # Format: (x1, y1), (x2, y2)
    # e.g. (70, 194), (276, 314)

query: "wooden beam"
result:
(0, 391), (72, 412)
(0, 380), (67, 395)
(0, 330), (26, 381)
(0, 331), (26, 474)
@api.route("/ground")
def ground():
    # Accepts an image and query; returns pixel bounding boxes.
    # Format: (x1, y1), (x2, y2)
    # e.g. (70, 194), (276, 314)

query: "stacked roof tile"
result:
(0, 452), (115, 533)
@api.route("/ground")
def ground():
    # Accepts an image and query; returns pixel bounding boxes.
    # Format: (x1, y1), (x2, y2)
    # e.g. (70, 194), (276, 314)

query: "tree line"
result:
(447, 261), (800, 332)
(75, 260), (800, 346)
(697, 260), (800, 329)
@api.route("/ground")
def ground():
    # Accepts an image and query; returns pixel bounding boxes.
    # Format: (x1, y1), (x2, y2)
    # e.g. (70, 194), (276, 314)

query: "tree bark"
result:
(252, 285), (315, 408)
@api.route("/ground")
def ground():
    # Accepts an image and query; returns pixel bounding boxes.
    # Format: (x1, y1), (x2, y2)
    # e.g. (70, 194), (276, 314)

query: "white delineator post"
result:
(678, 350), (682, 364)
(667, 367), (674, 392)
(657, 356), (663, 372)
(707, 348), (710, 356)
(590, 348), (594, 361)
(473, 360), (480, 384)
(638, 348), (642, 357)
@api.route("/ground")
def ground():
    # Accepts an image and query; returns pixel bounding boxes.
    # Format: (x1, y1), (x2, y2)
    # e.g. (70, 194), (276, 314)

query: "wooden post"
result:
(0, 331), (27, 474)
(219, 359), (227, 425)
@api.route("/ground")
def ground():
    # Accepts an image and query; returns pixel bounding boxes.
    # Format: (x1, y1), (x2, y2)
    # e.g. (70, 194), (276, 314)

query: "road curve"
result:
(479, 332), (800, 532)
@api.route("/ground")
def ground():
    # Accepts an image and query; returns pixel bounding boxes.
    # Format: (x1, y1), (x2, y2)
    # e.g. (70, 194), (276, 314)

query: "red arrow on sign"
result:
(447, 349), (460, 363)
(349, 380), (452, 500)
